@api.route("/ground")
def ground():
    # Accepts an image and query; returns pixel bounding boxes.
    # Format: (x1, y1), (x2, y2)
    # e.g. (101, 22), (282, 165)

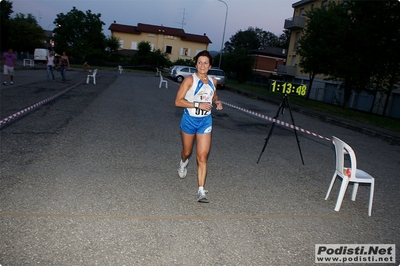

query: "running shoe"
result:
(197, 190), (209, 203)
(3, 82), (7, 86)
(178, 159), (188, 179)
(10, 81), (13, 85)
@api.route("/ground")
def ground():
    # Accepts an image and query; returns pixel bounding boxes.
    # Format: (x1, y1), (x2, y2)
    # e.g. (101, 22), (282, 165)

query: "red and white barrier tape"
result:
(220, 101), (332, 142)
(0, 80), (84, 127)
(0, 86), (331, 142)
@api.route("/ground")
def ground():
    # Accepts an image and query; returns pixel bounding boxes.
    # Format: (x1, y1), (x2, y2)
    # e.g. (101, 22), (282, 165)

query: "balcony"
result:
(277, 65), (297, 77)
(284, 16), (306, 30)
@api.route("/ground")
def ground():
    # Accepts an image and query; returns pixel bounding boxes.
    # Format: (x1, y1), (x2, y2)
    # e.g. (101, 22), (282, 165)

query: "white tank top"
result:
(184, 73), (215, 117)
(47, 55), (55, 66)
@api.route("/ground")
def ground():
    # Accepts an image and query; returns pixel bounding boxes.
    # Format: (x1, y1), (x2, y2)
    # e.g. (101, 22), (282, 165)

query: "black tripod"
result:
(257, 94), (305, 165)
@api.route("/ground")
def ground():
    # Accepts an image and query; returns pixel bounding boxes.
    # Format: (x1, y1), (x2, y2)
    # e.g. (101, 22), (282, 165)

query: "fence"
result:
(246, 76), (399, 119)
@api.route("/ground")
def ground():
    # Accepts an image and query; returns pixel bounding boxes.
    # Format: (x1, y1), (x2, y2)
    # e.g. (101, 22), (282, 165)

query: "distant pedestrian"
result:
(59, 51), (70, 83)
(83, 61), (91, 72)
(46, 51), (56, 81)
(2, 48), (17, 86)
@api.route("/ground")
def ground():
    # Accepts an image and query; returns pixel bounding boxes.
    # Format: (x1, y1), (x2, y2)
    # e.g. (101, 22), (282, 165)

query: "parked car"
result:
(33, 48), (49, 64)
(170, 65), (226, 88)
(169, 65), (184, 78)
(170, 65), (197, 83)
(208, 68), (226, 88)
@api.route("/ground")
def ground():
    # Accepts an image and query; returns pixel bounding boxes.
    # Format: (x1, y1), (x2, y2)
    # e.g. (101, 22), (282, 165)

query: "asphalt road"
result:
(1, 68), (399, 265)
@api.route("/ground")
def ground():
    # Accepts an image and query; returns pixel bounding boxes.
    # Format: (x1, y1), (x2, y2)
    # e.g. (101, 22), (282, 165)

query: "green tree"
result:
(105, 35), (121, 54)
(297, 1), (400, 110)
(9, 13), (45, 52)
(348, 0), (400, 114)
(255, 27), (279, 49)
(224, 48), (254, 83)
(149, 49), (170, 68)
(130, 41), (170, 67)
(133, 41), (152, 65)
(1, 1), (47, 54)
(222, 27), (260, 83)
(277, 30), (290, 49)
(224, 27), (260, 53)
(0, 0), (13, 51)
(224, 27), (286, 52)
(298, 2), (361, 107)
(53, 7), (106, 62)
(296, 4), (347, 100)
(173, 58), (194, 67)
(222, 27), (285, 83)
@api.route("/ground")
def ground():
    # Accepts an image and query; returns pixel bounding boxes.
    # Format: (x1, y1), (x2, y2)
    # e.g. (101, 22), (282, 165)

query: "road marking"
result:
(0, 212), (350, 220)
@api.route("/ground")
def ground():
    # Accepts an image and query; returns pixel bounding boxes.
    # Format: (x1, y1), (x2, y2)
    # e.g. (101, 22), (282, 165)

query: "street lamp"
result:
(217, 0), (228, 69)
(47, 24), (56, 51)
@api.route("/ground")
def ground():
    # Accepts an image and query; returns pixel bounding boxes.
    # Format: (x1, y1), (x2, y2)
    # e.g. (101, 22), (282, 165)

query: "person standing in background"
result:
(83, 61), (91, 72)
(2, 48), (17, 86)
(46, 51), (56, 81)
(59, 51), (70, 83)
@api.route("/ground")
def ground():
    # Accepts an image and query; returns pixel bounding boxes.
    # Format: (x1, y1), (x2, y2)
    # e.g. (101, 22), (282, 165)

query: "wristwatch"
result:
(194, 102), (200, 108)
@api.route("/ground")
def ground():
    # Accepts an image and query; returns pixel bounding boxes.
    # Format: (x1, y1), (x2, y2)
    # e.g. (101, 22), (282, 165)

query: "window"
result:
(291, 55), (297, 67)
(180, 48), (191, 56)
(131, 42), (137, 50)
(119, 40), (124, 49)
(294, 32), (300, 51)
(165, 46), (172, 54)
(148, 33), (155, 37)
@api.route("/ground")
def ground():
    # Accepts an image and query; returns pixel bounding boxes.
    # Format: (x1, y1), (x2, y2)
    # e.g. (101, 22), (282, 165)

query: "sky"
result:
(10, 0), (295, 51)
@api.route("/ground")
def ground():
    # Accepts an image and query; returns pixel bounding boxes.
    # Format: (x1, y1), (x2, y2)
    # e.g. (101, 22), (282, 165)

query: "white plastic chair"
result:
(159, 73), (168, 89)
(86, 69), (98, 85)
(156, 67), (161, 76)
(325, 136), (375, 216)
(118, 65), (124, 74)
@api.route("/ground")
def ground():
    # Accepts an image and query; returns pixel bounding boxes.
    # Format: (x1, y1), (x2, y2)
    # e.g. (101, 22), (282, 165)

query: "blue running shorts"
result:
(180, 112), (212, 134)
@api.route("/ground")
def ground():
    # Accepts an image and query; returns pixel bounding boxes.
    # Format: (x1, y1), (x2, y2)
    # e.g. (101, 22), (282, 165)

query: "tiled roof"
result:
(292, 0), (315, 8)
(108, 23), (140, 34)
(137, 23), (185, 37)
(181, 33), (211, 44)
(108, 22), (211, 44)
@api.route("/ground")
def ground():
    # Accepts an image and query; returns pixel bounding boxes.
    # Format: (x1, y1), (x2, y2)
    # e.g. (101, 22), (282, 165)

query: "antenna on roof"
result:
(174, 8), (187, 29)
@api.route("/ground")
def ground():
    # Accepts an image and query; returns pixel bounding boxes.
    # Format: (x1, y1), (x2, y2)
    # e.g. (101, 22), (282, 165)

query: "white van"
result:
(34, 48), (50, 64)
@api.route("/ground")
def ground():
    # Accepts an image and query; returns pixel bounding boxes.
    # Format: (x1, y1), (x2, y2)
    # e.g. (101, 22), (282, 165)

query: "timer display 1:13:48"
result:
(270, 81), (307, 96)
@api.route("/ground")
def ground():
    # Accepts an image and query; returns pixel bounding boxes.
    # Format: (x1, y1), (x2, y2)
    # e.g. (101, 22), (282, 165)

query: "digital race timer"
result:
(270, 80), (307, 97)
